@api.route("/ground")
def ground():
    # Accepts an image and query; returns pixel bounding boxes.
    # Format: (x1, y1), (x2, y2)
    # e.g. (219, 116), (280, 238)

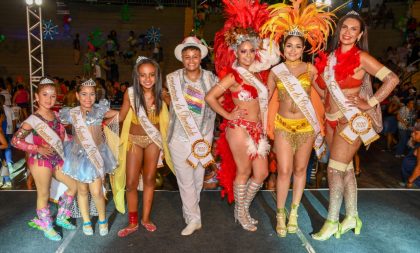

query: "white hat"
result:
(174, 36), (208, 62)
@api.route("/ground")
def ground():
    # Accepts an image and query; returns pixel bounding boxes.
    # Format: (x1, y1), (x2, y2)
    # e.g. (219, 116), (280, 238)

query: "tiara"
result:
(136, 56), (149, 64)
(346, 10), (360, 16)
(81, 78), (96, 87)
(225, 27), (260, 50)
(39, 78), (54, 85)
(287, 26), (304, 37)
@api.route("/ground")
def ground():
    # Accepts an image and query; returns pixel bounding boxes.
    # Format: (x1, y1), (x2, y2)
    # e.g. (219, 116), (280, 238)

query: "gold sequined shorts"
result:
(127, 134), (154, 150)
(274, 114), (314, 152)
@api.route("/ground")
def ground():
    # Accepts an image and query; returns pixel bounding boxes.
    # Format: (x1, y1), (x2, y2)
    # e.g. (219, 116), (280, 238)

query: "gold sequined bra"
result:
(276, 71), (311, 100)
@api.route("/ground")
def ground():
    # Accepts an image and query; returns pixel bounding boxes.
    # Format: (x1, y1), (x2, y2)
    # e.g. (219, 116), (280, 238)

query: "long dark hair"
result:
(132, 58), (162, 116)
(329, 14), (369, 53)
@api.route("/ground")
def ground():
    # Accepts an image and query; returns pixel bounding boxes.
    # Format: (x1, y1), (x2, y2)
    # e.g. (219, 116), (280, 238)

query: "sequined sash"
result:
(70, 107), (105, 178)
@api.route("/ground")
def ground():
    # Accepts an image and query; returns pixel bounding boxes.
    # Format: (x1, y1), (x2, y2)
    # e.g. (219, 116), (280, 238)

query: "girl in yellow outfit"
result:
(112, 56), (173, 237)
(261, 0), (333, 238)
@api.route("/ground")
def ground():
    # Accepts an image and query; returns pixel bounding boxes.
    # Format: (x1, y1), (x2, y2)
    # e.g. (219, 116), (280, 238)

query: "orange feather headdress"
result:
(260, 0), (336, 54)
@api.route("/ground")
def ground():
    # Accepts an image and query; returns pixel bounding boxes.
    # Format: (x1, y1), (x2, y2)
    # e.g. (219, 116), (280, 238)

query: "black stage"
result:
(0, 190), (419, 253)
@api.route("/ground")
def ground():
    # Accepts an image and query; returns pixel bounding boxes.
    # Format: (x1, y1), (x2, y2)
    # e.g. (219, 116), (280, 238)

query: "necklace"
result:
(285, 60), (302, 68)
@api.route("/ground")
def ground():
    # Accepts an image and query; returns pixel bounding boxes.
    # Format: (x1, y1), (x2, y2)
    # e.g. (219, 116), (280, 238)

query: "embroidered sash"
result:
(272, 63), (326, 157)
(324, 55), (379, 146)
(167, 73), (213, 168)
(24, 115), (65, 160)
(232, 63), (269, 131)
(70, 107), (105, 178)
(128, 87), (164, 166)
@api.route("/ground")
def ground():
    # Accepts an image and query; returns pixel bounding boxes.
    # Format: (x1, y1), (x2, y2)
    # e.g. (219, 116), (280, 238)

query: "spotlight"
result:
(35, 0), (43, 5)
(25, 0), (34, 5)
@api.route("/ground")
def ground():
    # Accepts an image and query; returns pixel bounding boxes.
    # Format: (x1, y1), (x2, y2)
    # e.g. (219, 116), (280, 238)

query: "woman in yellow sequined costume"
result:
(261, 0), (333, 238)
(112, 56), (173, 237)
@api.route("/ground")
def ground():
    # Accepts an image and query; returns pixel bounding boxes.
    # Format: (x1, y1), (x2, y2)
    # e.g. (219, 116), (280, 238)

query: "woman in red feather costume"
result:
(205, 0), (279, 232)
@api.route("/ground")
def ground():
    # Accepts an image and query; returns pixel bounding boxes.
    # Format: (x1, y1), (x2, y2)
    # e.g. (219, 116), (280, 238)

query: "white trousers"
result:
(169, 137), (209, 225)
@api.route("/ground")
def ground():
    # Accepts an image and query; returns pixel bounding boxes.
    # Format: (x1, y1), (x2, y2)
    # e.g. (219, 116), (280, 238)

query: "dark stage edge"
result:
(0, 190), (419, 253)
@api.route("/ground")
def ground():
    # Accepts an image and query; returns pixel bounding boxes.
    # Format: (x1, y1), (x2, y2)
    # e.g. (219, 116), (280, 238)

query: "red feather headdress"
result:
(214, 0), (271, 79)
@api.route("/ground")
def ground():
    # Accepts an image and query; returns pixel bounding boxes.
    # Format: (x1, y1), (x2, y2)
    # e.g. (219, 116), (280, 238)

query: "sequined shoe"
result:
(56, 193), (76, 230)
(29, 206), (62, 241)
(82, 221), (93, 236)
(340, 216), (362, 235)
(98, 219), (109, 236)
(287, 204), (299, 234)
(312, 219), (341, 241)
(141, 220), (157, 232)
(234, 184), (257, 232)
(276, 208), (287, 237)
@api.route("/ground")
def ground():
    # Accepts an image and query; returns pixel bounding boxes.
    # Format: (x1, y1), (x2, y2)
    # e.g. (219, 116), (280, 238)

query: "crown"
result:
(287, 26), (304, 37)
(346, 10), (360, 16)
(136, 56), (149, 64)
(39, 78), (54, 85)
(225, 27), (260, 50)
(81, 78), (96, 87)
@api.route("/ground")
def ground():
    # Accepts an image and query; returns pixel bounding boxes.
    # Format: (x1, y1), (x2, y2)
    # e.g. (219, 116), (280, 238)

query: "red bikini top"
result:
(316, 75), (362, 90)
(227, 68), (258, 100)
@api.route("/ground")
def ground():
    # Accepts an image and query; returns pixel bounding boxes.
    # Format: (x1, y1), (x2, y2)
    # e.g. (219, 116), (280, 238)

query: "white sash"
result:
(324, 55), (379, 146)
(232, 63), (269, 132)
(70, 107), (105, 178)
(128, 87), (164, 166)
(24, 115), (65, 160)
(272, 63), (326, 157)
(167, 73), (213, 168)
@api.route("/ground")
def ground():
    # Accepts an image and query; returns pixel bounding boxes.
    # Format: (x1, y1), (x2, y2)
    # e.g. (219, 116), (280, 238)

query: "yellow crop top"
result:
(276, 64), (311, 100)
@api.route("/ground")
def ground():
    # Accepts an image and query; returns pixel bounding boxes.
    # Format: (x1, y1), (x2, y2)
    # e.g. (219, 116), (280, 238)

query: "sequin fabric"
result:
(184, 84), (204, 115)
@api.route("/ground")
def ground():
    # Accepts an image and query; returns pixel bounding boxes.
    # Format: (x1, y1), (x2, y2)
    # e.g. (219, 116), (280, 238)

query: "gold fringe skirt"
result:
(274, 114), (314, 152)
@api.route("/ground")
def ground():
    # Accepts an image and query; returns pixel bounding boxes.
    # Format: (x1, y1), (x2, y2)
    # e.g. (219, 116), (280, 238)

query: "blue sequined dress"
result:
(60, 100), (117, 183)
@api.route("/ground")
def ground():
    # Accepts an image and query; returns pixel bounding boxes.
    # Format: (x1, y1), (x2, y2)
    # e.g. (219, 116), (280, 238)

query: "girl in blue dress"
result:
(60, 79), (118, 236)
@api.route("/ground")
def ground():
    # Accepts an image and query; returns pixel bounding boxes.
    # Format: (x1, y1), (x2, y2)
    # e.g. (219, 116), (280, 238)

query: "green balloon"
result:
(0, 34), (5, 42)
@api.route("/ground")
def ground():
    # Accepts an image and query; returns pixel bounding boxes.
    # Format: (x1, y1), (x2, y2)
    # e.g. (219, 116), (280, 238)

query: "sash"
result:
(324, 55), (379, 146)
(167, 73), (213, 168)
(70, 107), (105, 178)
(272, 63), (326, 158)
(24, 115), (65, 160)
(128, 87), (164, 166)
(232, 63), (269, 132)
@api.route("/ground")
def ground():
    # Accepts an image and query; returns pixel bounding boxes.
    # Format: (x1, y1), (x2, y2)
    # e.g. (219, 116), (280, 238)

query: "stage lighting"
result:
(35, 0), (43, 5)
(25, 0), (34, 5)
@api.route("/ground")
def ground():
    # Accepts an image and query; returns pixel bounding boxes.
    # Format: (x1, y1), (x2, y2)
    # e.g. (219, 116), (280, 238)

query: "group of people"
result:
(16, 0), (400, 243)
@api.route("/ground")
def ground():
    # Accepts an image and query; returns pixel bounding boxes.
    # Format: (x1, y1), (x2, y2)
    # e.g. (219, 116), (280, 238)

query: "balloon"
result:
(0, 34), (5, 43)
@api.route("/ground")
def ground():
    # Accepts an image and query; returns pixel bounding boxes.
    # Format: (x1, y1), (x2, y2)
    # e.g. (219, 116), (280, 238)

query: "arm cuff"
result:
(367, 97), (379, 107)
(375, 66), (392, 81)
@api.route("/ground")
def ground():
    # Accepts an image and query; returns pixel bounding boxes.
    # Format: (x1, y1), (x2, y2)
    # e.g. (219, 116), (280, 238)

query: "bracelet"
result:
(367, 96), (379, 107)
(216, 83), (227, 92)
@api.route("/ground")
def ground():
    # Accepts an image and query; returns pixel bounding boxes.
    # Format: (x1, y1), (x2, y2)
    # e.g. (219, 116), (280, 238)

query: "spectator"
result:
(12, 84), (29, 119)
(0, 82), (12, 106)
(401, 124), (420, 188)
(382, 97), (400, 151)
(396, 99), (416, 158)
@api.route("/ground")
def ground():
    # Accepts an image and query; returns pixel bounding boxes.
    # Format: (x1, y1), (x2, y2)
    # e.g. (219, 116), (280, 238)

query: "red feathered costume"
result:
(214, 0), (270, 203)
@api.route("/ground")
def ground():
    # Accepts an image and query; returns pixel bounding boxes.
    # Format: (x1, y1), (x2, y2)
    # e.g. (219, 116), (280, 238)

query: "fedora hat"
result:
(174, 36), (208, 62)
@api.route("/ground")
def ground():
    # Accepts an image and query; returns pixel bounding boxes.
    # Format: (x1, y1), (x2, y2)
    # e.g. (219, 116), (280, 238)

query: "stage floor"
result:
(0, 190), (419, 253)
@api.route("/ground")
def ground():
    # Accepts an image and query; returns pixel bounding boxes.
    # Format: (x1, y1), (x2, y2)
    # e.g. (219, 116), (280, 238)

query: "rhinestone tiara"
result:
(81, 78), (96, 87)
(39, 78), (54, 85)
(287, 26), (304, 37)
(346, 10), (360, 16)
(136, 56), (149, 64)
